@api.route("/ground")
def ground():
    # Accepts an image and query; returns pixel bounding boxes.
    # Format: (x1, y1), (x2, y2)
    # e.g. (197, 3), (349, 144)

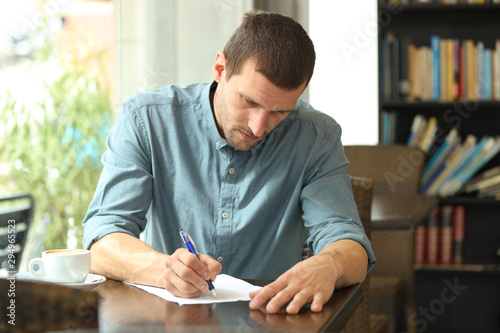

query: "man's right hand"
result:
(89, 233), (221, 297)
(164, 248), (221, 298)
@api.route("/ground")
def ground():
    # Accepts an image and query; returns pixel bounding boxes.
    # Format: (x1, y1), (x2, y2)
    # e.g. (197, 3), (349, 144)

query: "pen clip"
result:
(180, 228), (199, 256)
(187, 234), (199, 254)
(179, 228), (189, 244)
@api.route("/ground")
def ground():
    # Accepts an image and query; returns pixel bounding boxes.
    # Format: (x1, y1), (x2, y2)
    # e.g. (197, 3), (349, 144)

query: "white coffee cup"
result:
(29, 249), (91, 283)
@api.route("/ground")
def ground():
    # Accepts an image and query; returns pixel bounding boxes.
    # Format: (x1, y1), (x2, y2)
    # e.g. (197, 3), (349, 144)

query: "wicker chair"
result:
(344, 144), (426, 333)
(0, 279), (99, 333)
(341, 176), (388, 333)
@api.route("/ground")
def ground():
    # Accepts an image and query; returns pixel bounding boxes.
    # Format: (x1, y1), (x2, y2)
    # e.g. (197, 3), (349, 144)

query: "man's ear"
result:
(213, 51), (227, 83)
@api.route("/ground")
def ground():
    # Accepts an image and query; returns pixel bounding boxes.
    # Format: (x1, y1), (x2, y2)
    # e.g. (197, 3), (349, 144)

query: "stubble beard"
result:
(214, 88), (262, 151)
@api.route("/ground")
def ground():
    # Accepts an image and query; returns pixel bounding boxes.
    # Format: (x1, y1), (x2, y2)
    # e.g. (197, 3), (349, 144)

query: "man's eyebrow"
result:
(242, 94), (294, 113)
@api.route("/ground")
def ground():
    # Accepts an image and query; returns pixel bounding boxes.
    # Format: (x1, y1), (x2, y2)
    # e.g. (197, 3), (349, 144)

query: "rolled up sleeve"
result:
(300, 126), (376, 273)
(82, 100), (153, 249)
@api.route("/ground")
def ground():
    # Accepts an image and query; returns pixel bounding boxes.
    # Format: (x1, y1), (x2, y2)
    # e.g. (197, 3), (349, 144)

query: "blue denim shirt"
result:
(82, 82), (375, 279)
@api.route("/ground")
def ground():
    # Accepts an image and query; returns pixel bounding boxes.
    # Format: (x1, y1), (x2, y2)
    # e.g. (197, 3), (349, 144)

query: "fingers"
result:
(199, 253), (222, 281)
(307, 293), (326, 313)
(249, 279), (308, 314)
(249, 280), (284, 312)
(164, 249), (219, 298)
(250, 287), (326, 315)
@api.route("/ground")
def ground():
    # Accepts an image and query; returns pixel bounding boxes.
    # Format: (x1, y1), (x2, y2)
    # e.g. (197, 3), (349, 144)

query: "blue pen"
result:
(179, 228), (217, 298)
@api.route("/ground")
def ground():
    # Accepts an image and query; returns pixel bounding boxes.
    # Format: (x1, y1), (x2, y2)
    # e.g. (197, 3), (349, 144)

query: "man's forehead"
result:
(232, 61), (302, 110)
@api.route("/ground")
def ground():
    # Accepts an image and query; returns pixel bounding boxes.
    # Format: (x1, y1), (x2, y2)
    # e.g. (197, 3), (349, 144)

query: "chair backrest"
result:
(350, 176), (373, 240)
(0, 193), (34, 272)
(341, 176), (374, 333)
(344, 144), (425, 196)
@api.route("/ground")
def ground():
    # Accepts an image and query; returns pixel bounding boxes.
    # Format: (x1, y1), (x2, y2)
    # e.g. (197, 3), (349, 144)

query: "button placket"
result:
(215, 151), (249, 274)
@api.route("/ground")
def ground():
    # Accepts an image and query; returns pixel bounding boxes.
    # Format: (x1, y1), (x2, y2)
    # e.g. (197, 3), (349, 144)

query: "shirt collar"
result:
(200, 81), (228, 150)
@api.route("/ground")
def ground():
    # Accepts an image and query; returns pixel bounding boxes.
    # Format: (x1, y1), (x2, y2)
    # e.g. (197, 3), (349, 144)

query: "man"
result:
(83, 11), (375, 315)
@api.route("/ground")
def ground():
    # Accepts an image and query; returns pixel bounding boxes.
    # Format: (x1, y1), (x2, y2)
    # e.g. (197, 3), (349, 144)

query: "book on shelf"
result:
(400, 36), (412, 99)
(420, 127), (460, 186)
(414, 222), (426, 265)
(463, 165), (500, 193)
(381, 33), (500, 102)
(414, 204), (466, 266)
(421, 142), (462, 194)
(452, 205), (466, 264)
(440, 205), (454, 264)
(439, 136), (500, 196)
(403, 113), (500, 197)
(431, 35), (441, 100)
(477, 41), (484, 100)
(427, 206), (440, 264)
(477, 183), (500, 199)
(424, 134), (477, 195)
(382, 32), (394, 101)
(472, 173), (500, 192)
(381, 111), (398, 144)
(462, 164), (500, 190)
(495, 40), (500, 100)
(407, 114), (500, 197)
(408, 43), (418, 101)
(418, 116), (438, 153)
(406, 114), (427, 147)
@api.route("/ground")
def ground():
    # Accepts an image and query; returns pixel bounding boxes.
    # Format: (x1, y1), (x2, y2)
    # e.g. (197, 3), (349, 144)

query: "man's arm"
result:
(248, 239), (368, 314)
(90, 232), (221, 297)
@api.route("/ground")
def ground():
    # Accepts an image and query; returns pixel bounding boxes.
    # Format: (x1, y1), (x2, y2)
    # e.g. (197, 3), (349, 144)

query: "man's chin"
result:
(228, 138), (259, 151)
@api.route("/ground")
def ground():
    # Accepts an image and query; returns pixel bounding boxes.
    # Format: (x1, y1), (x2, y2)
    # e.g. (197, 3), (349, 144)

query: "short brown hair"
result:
(223, 10), (315, 90)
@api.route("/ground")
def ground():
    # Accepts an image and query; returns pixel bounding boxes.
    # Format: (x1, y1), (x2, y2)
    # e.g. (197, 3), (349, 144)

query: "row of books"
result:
(459, 165), (500, 199)
(380, 34), (500, 102)
(380, 113), (500, 197)
(414, 205), (465, 265)
(417, 122), (500, 197)
(381, 111), (440, 151)
(381, 111), (438, 154)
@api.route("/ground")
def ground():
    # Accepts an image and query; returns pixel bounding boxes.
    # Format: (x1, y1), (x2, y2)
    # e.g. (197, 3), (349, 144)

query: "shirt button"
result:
(222, 212), (228, 219)
(216, 142), (220, 148)
(228, 168), (235, 174)
(217, 256), (223, 262)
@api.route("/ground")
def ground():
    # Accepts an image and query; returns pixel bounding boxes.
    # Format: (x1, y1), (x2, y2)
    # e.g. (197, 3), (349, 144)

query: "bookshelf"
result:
(378, 2), (500, 332)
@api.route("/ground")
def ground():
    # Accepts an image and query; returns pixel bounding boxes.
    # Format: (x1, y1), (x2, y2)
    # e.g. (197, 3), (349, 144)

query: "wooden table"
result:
(371, 194), (438, 229)
(93, 278), (363, 333)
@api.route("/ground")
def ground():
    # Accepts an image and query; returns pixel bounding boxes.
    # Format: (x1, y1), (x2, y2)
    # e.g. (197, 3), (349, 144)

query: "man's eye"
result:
(277, 111), (290, 115)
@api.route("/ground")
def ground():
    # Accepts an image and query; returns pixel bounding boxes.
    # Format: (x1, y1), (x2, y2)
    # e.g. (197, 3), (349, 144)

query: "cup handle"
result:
(29, 258), (46, 278)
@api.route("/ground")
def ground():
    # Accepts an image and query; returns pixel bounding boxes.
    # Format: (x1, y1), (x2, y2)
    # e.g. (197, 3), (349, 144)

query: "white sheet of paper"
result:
(126, 274), (262, 305)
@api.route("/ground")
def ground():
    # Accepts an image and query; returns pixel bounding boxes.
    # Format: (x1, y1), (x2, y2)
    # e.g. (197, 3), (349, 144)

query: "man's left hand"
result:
(248, 253), (337, 314)
(248, 239), (368, 314)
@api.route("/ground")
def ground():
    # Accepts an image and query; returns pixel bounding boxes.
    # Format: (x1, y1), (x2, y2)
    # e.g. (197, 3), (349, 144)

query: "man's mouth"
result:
(239, 130), (259, 142)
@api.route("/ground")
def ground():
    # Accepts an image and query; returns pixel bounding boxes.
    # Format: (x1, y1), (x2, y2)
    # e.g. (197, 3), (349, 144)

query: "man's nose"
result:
(248, 109), (269, 137)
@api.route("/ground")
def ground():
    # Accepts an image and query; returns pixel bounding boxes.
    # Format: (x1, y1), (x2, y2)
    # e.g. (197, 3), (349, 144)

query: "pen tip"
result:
(211, 289), (218, 298)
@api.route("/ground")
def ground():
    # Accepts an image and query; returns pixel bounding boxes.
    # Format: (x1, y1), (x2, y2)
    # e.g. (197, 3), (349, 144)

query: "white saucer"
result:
(15, 272), (106, 289)
(61, 273), (106, 289)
